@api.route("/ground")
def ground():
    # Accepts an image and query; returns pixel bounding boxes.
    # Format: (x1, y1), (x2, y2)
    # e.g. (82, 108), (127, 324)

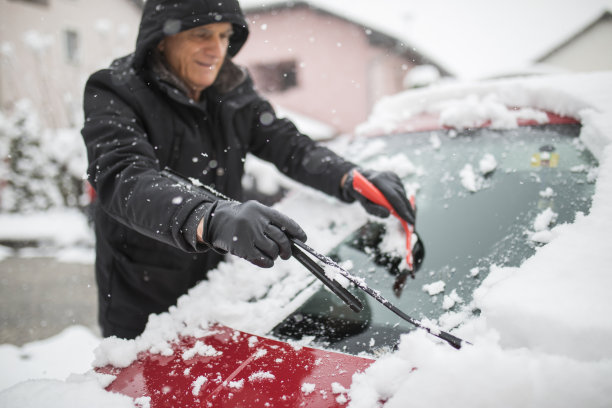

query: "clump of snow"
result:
(442, 289), (464, 310)
(228, 379), (244, 389)
(418, 318), (442, 336)
(248, 371), (275, 382)
(479, 153), (497, 175)
(331, 381), (348, 394)
(301, 382), (316, 394)
(93, 336), (139, 369)
(332, 382), (350, 405)
(459, 163), (481, 192)
(529, 207), (559, 243)
(459, 154), (496, 192)
(247, 336), (259, 348)
(181, 341), (222, 360)
(191, 376), (207, 396)
(539, 187), (555, 198)
(253, 347), (268, 359)
(533, 208), (558, 232)
(422, 280), (446, 296)
(375, 211), (422, 275)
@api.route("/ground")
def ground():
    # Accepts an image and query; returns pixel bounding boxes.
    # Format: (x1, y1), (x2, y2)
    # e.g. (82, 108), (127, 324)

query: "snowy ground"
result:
(1, 72), (612, 407)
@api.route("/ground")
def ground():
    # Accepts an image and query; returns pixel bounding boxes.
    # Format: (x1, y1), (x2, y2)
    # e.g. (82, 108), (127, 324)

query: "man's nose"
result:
(207, 35), (225, 57)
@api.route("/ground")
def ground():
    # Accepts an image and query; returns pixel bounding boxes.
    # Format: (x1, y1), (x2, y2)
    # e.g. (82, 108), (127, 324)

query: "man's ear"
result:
(157, 39), (166, 53)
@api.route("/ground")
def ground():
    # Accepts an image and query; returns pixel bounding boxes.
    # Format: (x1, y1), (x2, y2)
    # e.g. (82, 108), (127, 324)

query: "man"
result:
(82, 0), (415, 339)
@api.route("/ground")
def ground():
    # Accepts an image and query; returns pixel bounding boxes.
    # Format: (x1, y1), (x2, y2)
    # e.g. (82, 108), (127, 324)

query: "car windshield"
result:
(272, 124), (598, 355)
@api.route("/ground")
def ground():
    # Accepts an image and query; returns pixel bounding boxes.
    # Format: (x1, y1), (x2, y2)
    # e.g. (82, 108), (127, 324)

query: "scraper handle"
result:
(352, 170), (415, 270)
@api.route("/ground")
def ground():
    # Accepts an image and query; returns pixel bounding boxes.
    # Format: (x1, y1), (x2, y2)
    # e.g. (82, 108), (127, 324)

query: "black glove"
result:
(341, 168), (415, 225)
(205, 200), (307, 268)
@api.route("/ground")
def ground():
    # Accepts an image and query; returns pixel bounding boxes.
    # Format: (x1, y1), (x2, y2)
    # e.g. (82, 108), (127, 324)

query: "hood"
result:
(133, 0), (249, 70)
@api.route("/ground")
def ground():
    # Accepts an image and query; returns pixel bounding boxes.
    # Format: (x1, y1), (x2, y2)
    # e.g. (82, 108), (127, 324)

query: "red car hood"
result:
(97, 324), (374, 407)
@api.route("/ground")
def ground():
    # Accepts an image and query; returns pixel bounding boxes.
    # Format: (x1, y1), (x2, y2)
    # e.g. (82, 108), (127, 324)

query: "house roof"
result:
(240, 0), (612, 79)
(240, 0), (454, 76)
(536, 10), (612, 62)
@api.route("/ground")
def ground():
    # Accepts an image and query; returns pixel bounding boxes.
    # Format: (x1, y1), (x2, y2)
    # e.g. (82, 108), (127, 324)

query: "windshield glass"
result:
(272, 124), (598, 355)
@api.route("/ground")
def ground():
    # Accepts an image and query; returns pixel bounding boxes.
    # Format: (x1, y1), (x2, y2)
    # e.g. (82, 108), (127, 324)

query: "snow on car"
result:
(1, 72), (611, 407)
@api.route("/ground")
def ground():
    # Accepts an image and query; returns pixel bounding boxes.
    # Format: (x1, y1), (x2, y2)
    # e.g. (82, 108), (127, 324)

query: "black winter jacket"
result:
(81, 0), (355, 338)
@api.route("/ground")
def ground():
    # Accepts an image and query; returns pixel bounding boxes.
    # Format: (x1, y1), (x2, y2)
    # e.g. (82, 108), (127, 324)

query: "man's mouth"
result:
(195, 61), (217, 70)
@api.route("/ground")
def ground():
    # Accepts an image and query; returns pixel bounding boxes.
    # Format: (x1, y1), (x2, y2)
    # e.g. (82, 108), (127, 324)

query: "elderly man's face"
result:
(158, 22), (233, 98)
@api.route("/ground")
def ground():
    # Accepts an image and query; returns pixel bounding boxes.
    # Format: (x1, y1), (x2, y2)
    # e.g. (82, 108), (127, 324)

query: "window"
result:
(64, 29), (79, 64)
(252, 60), (298, 93)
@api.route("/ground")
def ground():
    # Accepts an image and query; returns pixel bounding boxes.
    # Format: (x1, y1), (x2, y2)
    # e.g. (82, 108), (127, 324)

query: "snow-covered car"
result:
(88, 73), (611, 408)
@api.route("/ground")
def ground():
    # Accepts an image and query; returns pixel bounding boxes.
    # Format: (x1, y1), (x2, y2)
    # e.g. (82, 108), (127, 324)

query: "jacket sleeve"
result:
(81, 70), (214, 252)
(247, 98), (356, 201)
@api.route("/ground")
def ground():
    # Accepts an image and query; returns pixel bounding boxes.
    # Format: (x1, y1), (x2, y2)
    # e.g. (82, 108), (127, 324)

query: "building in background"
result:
(2, 1), (611, 135)
(536, 10), (612, 73)
(236, 1), (448, 135)
(0, 0), (141, 129)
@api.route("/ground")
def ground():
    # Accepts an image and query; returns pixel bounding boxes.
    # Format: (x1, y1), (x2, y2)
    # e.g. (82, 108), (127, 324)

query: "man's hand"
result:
(341, 168), (415, 225)
(202, 200), (307, 268)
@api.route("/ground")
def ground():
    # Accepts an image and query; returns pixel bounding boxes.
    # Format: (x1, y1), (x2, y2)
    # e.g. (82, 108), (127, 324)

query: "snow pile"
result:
(438, 94), (549, 129)
(357, 72), (612, 159)
(349, 330), (612, 408)
(0, 326), (101, 391)
(0, 209), (93, 248)
(0, 375), (135, 408)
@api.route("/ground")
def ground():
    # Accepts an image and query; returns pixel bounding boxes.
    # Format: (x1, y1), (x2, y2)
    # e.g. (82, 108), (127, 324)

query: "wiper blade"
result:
(291, 243), (363, 313)
(292, 239), (470, 350)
